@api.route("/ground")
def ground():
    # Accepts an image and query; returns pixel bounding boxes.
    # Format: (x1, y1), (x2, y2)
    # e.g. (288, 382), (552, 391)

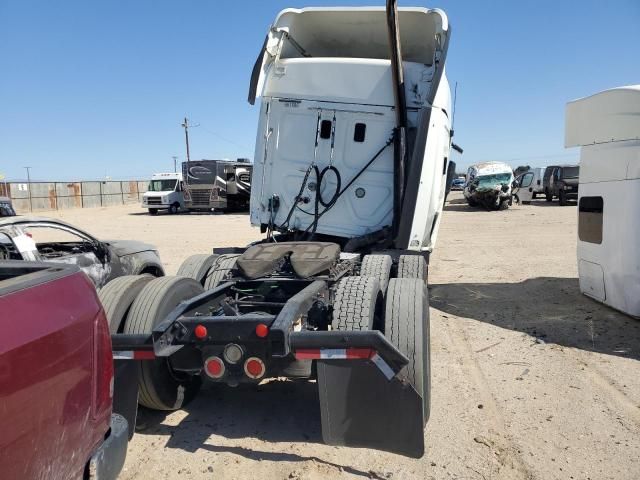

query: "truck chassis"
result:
(108, 243), (430, 457)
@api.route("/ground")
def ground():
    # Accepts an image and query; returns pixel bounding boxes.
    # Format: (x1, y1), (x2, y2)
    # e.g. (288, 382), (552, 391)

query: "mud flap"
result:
(112, 359), (139, 440)
(317, 360), (425, 458)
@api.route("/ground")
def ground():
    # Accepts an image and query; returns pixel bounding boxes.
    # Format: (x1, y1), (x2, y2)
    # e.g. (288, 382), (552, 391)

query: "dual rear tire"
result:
(100, 275), (205, 413)
(332, 272), (430, 420)
(124, 276), (204, 411)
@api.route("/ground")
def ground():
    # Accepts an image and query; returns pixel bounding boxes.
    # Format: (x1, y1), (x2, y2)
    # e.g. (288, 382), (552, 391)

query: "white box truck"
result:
(565, 85), (640, 317)
(141, 172), (185, 215)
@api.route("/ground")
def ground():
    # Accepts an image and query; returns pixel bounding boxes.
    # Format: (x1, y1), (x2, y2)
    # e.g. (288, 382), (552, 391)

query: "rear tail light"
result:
(194, 324), (208, 339)
(204, 356), (225, 379)
(255, 324), (269, 338)
(244, 357), (266, 379)
(93, 310), (114, 419)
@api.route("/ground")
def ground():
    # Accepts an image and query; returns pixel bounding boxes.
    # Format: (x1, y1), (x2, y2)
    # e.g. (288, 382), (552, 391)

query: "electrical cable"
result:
(304, 129), (396, 236)
(275, 129), (396, 237)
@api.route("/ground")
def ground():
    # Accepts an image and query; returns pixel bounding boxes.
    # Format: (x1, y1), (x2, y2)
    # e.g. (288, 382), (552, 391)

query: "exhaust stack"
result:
(386, 0), (408, 244)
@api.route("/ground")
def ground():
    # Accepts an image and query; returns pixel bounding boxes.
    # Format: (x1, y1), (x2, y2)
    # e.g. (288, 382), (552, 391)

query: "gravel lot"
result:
(46, 193), (640, 480)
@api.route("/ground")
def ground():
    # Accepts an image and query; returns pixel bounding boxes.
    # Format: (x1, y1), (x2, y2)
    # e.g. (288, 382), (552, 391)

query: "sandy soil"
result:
(46, 193), (640, 480)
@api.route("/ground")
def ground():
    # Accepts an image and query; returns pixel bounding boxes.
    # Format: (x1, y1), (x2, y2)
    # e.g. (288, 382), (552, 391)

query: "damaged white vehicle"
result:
(463, 162), (514, 210)
(0, 217), (164, 288)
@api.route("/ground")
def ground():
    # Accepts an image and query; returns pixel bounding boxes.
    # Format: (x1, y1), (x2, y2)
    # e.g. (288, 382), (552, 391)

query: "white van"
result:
(463, 162), (514, 210)
(514, 166), (545, 203)
(565, 85), (640, 317)
(141, 172), (185, 215)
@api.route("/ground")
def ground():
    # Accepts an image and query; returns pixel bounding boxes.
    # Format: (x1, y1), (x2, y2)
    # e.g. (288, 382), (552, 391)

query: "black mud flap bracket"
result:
(290, 331), (425, 458)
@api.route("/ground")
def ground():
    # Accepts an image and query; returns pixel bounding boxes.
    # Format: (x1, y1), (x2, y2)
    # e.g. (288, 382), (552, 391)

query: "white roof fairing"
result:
(272, 7), (449, 65)
(565, 85), (640, 147)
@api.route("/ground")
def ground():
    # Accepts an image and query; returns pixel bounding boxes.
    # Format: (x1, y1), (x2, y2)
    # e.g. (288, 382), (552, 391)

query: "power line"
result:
(475, 152), (578, 164)
(197, 125), (252, 152)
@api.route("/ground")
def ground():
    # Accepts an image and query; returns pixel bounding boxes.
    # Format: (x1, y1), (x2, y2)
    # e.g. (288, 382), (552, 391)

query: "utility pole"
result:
(181, 117), (192, 163)
(24, 166), (32, 211)
(172, 156), (178, 173)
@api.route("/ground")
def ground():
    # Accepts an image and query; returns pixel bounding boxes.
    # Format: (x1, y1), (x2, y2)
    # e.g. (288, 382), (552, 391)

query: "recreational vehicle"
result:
(182, 159), (252, 212)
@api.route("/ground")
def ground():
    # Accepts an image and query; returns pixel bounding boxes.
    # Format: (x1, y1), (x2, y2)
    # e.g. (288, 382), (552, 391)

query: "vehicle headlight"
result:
(563, 185), (569, 190)
(162, 195), (168, 202)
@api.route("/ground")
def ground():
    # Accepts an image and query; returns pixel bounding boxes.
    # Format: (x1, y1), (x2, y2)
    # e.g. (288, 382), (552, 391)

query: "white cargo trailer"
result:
(565, 85), (640, 317)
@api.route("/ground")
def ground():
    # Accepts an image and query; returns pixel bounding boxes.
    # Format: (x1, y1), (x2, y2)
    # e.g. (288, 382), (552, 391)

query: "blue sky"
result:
(1, 0), (638, 181)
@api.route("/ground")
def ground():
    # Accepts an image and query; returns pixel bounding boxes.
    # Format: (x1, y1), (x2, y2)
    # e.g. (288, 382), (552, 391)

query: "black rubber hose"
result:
(318, 165), (341, 208)
(303, 130), (396, 235)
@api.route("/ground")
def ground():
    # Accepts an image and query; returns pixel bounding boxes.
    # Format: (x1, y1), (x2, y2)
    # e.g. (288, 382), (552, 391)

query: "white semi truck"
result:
(141, 172), (185, 215)
(107, 2), (454, 458)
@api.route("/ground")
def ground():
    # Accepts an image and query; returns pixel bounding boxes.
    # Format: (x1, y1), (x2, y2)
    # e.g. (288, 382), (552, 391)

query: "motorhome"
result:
(565, 85), (640, 317)
(182, 159), (252, 212)
(463, 162), (514, 209)
(141, 172), (184, 215)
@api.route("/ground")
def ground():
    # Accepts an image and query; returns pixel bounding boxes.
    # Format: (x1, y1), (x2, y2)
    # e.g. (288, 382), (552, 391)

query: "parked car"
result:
(451, 178), (465, 190)
(0, 196), (15, 217)
(0, 261), (128, 480)
(544, 165), (580, 205)
(0, 217), (164, 288)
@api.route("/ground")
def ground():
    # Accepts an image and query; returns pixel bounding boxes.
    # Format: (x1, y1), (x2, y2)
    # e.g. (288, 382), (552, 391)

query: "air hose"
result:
(277, 129), (396, 236)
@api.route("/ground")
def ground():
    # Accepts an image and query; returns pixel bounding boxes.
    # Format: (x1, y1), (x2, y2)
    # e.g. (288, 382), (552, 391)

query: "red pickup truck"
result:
(0, 261), (128, 480)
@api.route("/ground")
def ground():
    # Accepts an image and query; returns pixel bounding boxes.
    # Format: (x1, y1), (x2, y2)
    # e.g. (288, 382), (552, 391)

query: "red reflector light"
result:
(255, 324), (269, 338)
(93, 310), (114, 420)
(204, 356), (225, 379)
(194, 324), (207, 339)
(244, 357), (266, 379)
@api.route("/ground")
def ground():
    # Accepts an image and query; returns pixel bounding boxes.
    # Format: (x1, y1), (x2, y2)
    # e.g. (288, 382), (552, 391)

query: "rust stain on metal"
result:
(0, 182), (10, 197)
(128, 181), (138, 200)
(48, 187), (57, 209)
(68, 183), (82, 208)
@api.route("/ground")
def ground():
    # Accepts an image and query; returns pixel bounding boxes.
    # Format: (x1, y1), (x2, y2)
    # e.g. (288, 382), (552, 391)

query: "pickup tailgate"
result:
(0, 262), (108, 479)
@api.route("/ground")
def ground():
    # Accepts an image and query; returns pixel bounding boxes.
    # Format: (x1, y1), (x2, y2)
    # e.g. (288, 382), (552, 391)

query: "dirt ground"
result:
(46, 193), (640, 480)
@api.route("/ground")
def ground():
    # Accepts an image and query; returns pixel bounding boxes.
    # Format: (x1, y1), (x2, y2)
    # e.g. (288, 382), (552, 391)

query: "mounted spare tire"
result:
(124, 276), (204, 411)
(204, 254), (239, 290)
(385, 278), (430, 423)
(176, 253), (219, 285)
(332, 276), (383, 331)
